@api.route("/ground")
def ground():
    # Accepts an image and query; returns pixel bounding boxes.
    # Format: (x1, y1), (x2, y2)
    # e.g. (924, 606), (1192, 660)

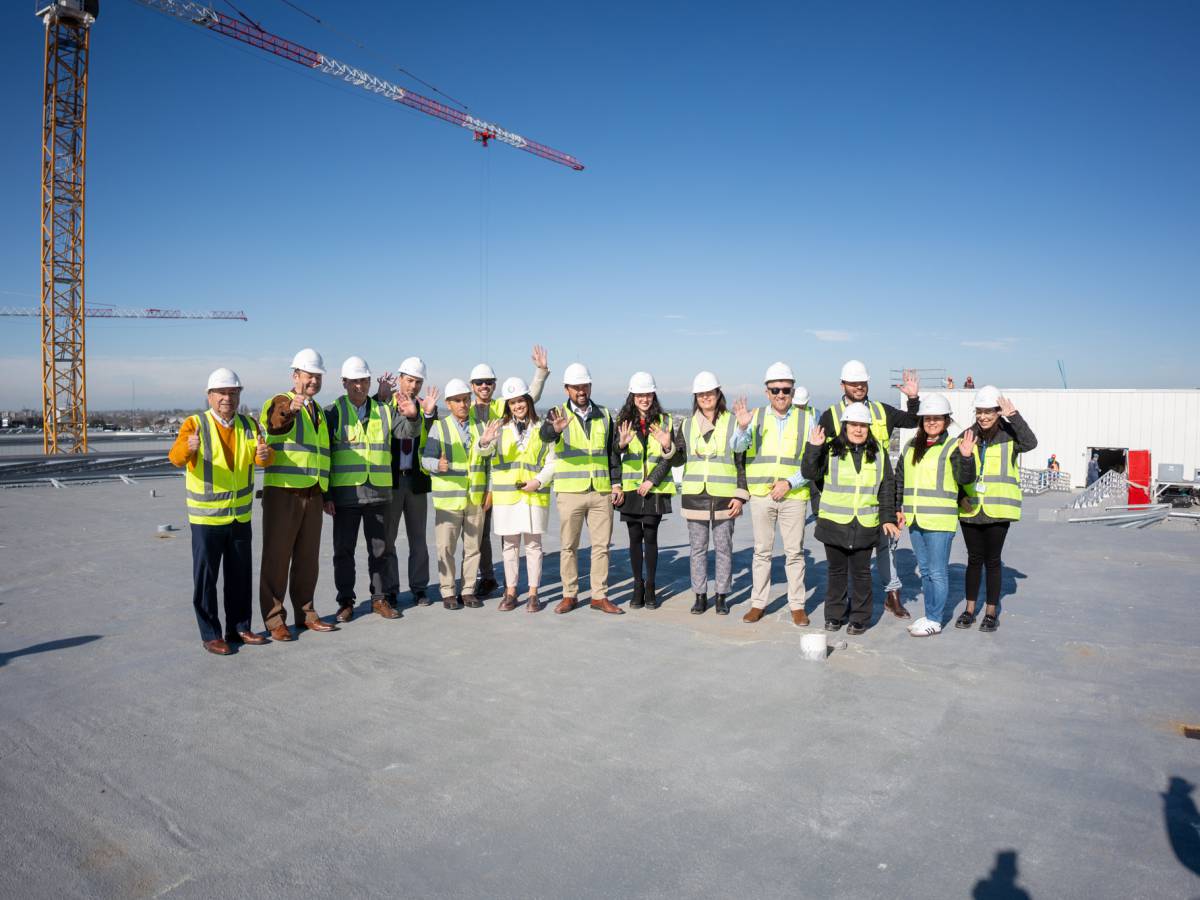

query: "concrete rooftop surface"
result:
(1, 480), (1198, 899)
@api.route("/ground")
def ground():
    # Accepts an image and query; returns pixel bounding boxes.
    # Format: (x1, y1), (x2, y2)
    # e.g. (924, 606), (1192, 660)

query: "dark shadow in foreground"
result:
(0, 634), (102, 668)
(972, 850), (1031, 900)
(1163, 776), (1200, 879)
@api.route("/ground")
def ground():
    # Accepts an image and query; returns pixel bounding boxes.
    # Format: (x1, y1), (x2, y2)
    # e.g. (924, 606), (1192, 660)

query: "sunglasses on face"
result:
(767, 387), (792, 396)
(472, 379), (496, 387)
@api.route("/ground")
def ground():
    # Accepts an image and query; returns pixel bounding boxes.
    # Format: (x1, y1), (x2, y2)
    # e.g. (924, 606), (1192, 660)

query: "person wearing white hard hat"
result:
(614, 372), (680, 610)
(732, 362), (818, 626)
(474, 376), (556, 612)
(169, 368), (273, 656)
(421, 378), (496, 609)
(375, 356), (440, 608)
(539, 361), (624, 614)
(819, 360), (922, 619)
(895, 394), (977, 637)
(671, 372), (751, 615)
(325, 356), (420, 623)
(468, 345), (552, 599)
(955, 386), (1037, 633)
(802, 401), (899, 635)
(255, 349), (337, 642)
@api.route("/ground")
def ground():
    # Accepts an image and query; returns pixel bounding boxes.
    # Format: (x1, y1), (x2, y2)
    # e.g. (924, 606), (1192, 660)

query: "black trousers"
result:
(332, 503), (389, 605)
(625, 515), (661, 584)
(823, 543), (874, 626)
(961, 521), (1010, 606)
(190, 521), (253, 642)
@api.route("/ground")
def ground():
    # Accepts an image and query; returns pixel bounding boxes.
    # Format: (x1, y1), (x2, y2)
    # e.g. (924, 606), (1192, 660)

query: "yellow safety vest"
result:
(902, 438), (961, 532)
(960, 439), (1022, 522)
(329, 397), (392, 489)
(184, 410), (256, 526)
(488, 424), (551, 508)
(468, 398), (505, 428)
(818, 447), (883, 527)
(620, 414), (676, 494)
(681, 412), (737, 498)
(745, 406), (813, 500)
(426, 417), (487, 511)
(830, 399), (889, 447)
(259, 393), (331, 491)
(553, 404), (612, 493)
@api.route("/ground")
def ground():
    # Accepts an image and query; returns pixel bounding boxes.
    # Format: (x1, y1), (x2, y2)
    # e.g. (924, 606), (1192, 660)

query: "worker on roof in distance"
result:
(324, 356), (421, 624)
(169, 367), (274, 657)
(820, 360), (921, 620)
(466, 345), (551, 602)
(257, 349), (338, 643)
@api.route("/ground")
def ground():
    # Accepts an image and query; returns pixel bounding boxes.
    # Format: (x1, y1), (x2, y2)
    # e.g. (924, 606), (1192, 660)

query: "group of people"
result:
(170, 347), (1036, 656)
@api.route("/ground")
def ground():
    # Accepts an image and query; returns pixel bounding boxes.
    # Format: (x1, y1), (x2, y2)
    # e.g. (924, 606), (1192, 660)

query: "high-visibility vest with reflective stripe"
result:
(902, 438), (961, 532)
(329, 396), (392, 489)
(468, 398), (505, 428)
(427, 417), (487, 511)
(960, 439), (1022, 522)
(553, 405), (612, 493)
(488, 425), (551, 508)
(830, 399), (889, 447)
(259, 393), (331, 491)
(184, 410), (256, 526)
(681, 412), (738, 497)
(620, 414), (676, 494)
(818, 448), (883, 527)
(745, 406), (813, 500)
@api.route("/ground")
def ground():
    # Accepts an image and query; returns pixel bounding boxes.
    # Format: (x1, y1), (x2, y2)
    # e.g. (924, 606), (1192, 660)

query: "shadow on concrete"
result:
(971, 849), (1032, 899)
(1163, 776), (1200, 879)
(0, 634), (101, 668)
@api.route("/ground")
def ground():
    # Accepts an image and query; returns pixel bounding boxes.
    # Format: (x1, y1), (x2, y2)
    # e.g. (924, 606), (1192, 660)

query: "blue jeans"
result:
(908, 525), (954, 625)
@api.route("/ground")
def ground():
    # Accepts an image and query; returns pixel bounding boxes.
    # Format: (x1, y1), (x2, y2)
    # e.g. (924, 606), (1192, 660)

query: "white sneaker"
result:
(907, 616), (942, 637)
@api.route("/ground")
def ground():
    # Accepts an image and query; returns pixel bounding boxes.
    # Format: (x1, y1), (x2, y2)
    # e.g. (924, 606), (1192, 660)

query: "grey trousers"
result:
(382, 475), (430, 599)
(875, 530), (902, 592)
(477, 505), (495, 582)
(688, 518), (735, 594)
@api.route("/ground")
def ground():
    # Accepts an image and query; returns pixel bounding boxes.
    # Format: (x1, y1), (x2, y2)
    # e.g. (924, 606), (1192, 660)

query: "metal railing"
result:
(1020, 467), (1072, 495)
(1070, 469), (1127, 508)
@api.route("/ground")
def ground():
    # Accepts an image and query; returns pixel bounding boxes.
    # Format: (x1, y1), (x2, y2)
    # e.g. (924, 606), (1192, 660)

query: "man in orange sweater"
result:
(170, 368), (274, 656)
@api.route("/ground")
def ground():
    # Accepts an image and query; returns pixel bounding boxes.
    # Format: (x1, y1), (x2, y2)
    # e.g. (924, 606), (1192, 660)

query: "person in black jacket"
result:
(802, 402), (898, 635)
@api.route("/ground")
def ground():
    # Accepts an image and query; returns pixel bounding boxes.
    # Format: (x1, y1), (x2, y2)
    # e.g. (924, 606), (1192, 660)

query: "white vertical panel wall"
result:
(890, 389), (1200, 488)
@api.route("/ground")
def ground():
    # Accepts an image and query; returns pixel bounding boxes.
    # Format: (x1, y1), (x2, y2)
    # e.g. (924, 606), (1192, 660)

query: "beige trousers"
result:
(749, 495), (808, 609)
(556, 490), (613, 599)
(502, 534), (543, 590)
(434, 504), (486, 598)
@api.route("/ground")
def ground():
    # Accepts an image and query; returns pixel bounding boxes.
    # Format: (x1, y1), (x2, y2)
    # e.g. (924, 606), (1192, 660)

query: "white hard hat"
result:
(841, 401), (872, 424)
(973, 385), (1002, 409)
(792, 386), (811, 407)
(501, 377), (530, 400)
(917, 393), (952, 417)
(628, 371), (657, 394)
(398, 356), (427, 380)
(692, 371), (721, 393)
(469, 363), (497, 381)
(840, 359), (870, 382)
(763, 361), (795, 383)
(206, 367), (242, 391)
(341, 356), (372, 380)
(290, 348), (325, 375)
(563, 362), (592, 385)
(444, 378), (471, 398)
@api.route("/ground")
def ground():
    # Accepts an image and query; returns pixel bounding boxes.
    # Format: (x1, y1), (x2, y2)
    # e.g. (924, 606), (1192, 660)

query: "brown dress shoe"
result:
(269, 625), (294, 642)
(526, 592), (542, 613)
(590, 597), (624, 615)
(335, 605), (353, 623)
(498, 590), (518, 612)
(555, 596), (577, 614)
(203, 638), (231, 656)
(885, 590), (911, 619)
(372, 599), (400, 619)
(742, 606), (766, 624)
(790, 608), (810, 627)
(304, 618), (337, 631)
(234, 631), (267, 645)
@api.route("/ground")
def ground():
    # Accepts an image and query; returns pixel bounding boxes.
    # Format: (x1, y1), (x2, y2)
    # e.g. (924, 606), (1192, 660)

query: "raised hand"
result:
(998, 395), (1017, 418)
(958, 427), (977, 457)
(732, 395), (752, 429)
(420, 386), (439, 416)
(617, 420), (634, 449)
(649, 420), (672, 451)
(289, 392), (306, 412)
(808, 424), (826, 446)
(900, 368), (920, 399)
(377, 372), (395, 402)
(481, 418), (502, 446)
(547, 407), (569, 434)
(395, 393), (418, 419)
(531, 344), (549, 370)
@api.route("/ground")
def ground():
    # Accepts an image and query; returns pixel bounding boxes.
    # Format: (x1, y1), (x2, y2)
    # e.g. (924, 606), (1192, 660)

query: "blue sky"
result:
(1, 1), (1197, 412)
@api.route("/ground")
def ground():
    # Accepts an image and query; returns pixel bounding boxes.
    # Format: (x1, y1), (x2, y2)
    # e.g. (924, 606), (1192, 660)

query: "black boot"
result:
(690, 593), (708, 615)
(644, 583), (657, 610)
(714, 594), (729, 615)
(630, 580), (645, 609)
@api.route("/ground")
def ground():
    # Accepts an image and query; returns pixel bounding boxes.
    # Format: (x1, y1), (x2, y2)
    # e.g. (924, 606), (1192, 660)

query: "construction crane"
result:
(35, 0), (582, 456)
(1, 306), (248, 320)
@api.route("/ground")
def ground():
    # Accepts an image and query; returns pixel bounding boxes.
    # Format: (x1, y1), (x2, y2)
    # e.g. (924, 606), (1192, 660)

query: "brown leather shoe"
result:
(203, 638), (231, 656)
(885, 590), (911, 619)
(555, 596), (577, 614)
(372, 599), (400, 619)
(791, 608), (810, 627)
(304, 618), (337, 631)
(526, 592), (542, 613)
(235, 630), (267, 645)
(590, 597), (624, 615)
(498, 590), (518, 612)
(269, 625), (294, 642)
(335, 605), (353, 623)
(742, 606), (766, 624)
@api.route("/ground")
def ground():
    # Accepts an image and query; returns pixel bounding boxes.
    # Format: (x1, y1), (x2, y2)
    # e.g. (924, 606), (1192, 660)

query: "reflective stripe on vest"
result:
(428, 417), (487, 511)
(260, 393), (331, 491)
(554, 404), (612, 493)
(620, 413), (676, 494)
(830, 399), (889, 447)
(329, 397), (392, 489)
(818, 449), (883, 527)
(745, 406), (812, 499)
(681, 412), (737, 497)
(902, 438), (960, 532)
(960, 440), (1022, 522)
(184, 410), (255, 525)
(490, 425), (551, 508)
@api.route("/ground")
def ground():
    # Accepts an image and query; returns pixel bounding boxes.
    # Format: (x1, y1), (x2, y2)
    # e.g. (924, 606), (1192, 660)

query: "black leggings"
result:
(626, 518), (660, 584)
(961, 521), (1010, 607)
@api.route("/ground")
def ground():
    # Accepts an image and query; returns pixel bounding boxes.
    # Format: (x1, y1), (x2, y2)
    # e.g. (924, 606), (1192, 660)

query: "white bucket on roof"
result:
(799, 633), (827, 662)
